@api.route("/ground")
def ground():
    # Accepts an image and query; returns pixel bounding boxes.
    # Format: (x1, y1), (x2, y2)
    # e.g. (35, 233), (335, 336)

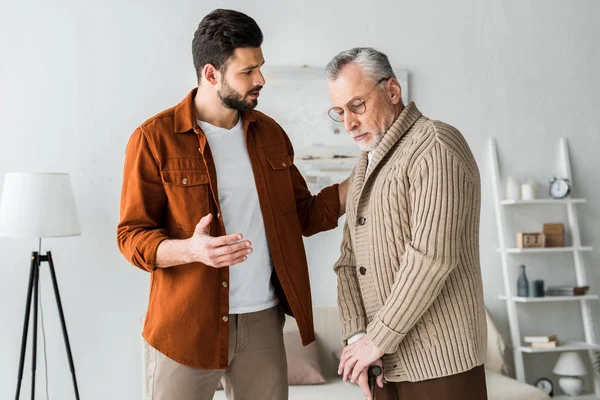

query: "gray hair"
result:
(325, 47), (396, 83)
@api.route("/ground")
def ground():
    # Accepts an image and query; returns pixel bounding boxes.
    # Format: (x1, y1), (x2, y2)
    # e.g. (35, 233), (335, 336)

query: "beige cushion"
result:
(332, 347), (343, 363)
(284, 308), (343, 379)
(216, 331), (326, 390)
(486, 370), (550, 400)
(485, 308), (507, 374)
(285, 331), (327, 385)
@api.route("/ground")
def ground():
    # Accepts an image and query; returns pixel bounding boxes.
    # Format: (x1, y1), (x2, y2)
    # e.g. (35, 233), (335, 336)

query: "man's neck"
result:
(371, 102), (405, 154)
(193, 86), (240, 129)
(393, 102), (405, 121)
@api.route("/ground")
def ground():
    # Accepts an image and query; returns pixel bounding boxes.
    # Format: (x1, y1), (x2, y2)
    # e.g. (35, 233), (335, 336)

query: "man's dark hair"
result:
(192, 9), (263, 83)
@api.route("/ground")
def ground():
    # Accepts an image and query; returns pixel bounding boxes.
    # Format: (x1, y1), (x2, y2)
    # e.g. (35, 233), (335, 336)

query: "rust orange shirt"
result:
(117, 89), (340, 368)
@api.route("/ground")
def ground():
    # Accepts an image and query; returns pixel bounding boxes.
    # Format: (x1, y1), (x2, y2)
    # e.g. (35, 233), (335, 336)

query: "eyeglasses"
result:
(327, 78), (390, 122)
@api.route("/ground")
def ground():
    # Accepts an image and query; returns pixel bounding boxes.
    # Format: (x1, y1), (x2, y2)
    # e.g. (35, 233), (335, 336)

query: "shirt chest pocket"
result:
(267, 153), (296, 214)
(161, 169), (211, 231)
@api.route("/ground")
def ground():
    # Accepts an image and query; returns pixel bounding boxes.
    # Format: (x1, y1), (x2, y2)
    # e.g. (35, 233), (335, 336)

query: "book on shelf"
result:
(531, 340), (559, 349)
(546, 286), (590, 296)
(524, 334), (557, 343)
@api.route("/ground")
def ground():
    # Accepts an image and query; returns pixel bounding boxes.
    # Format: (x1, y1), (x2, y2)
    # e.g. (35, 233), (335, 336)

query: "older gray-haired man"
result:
(327, 47), (488, 400)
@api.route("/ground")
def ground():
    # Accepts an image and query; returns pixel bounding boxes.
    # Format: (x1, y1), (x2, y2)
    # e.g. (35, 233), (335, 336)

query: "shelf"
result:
(500, 198), (586, 205)
(519, 340), (600, 353)
(497, 246), (593, 254)
(490, 139), (599, 389)
(499, 295), (599, 303)
(554, 395), (600, 400)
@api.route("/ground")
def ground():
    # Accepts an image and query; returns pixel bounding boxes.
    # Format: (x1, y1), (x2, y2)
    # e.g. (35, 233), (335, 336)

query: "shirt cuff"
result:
(347, 332), (366, 345)
(133, 230), (169, 272)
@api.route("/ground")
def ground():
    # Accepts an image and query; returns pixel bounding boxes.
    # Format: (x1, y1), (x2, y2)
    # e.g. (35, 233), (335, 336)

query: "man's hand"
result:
(356, 359), (384, 400)
(186, 214), (252, 268)
(338, 336), (384, 384)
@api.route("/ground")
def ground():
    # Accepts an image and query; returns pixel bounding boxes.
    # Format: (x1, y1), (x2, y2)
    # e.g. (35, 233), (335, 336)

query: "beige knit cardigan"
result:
(335, 102), (487, 382)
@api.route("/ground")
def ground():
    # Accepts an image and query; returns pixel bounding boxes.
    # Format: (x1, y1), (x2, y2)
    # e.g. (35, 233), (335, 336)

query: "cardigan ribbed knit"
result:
(334, 102), (486, 382)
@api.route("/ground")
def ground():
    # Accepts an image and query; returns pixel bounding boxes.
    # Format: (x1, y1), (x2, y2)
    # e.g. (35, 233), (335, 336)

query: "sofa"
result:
(143, 307), (550, 399)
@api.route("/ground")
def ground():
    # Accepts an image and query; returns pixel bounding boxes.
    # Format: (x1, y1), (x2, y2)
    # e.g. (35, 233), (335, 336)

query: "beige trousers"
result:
(147, 306), (288, 400)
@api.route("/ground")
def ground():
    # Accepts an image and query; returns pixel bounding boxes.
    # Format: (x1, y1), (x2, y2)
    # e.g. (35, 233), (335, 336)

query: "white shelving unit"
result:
(518, 341), (600, 354)
(499, 295), (600, 303)
(501, 198), (587, 206)
(498, 246), (594, 254)
(490, 138), (600, 398)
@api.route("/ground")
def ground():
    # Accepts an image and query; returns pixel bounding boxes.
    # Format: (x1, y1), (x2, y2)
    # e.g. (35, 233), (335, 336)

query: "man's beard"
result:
(358, 132), (384, 152)
(218, 78), (262, 112)
(357, 110), (395, 152)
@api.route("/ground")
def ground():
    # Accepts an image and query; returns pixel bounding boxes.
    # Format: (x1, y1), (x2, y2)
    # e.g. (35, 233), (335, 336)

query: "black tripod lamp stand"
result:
(0, 172), (81, 400)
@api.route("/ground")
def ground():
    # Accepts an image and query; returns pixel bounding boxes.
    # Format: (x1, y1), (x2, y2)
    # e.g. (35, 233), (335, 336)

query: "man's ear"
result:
(387, 78), (402, 105)
(202, 64), (220, 86)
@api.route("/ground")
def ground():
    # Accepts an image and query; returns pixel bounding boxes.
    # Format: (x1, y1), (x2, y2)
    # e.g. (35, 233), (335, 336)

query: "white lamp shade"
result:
(553, 352), (587, 377)
(0, 173), (81, 238)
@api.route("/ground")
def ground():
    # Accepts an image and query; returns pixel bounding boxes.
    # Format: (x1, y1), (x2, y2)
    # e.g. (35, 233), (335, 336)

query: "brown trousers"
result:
(374, 364), (488, 400)
(146, 306), (288, 400)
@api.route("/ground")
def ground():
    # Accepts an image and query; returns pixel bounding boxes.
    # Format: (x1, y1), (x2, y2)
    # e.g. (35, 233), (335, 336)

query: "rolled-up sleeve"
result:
(117, 127), (169, 272)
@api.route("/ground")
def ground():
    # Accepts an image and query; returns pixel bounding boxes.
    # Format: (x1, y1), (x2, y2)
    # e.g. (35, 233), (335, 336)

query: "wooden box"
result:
(543, 223), (565, 247)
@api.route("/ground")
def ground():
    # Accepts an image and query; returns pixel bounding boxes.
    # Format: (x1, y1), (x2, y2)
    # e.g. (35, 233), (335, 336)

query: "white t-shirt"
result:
(197, 117), (278, 314)
(366, 151), (374, 175)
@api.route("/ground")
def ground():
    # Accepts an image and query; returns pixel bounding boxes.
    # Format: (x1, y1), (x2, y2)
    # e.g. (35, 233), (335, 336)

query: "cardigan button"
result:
(358, 217), (366, 226)
(222, 281), (228, 288)
(359, 267), (367, 275)
(222, 316), (229, 322)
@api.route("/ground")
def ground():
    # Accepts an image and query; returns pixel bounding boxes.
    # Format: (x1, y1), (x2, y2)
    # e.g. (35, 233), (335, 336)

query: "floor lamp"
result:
(0, 172), (81, 400)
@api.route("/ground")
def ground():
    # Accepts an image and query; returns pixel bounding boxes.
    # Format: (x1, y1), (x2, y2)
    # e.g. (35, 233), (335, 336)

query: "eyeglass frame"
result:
(327, 77), (391, 122)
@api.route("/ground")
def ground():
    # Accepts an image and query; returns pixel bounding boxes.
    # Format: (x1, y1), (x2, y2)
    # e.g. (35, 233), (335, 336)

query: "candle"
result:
(521, 180), (537, 200)
(506, 177), (520, 200)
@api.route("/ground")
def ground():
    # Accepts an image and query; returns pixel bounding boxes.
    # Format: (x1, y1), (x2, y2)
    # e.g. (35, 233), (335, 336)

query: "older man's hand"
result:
(338, 336), (385, 384)
(355, 359), (384, 399)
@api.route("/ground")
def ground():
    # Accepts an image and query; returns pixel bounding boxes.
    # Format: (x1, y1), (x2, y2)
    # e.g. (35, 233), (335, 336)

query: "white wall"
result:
(1, 0), (599, 398)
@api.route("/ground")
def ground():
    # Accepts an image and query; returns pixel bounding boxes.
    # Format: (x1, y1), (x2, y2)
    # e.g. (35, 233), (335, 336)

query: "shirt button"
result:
(358, 217), (366, 226)
(222, 281), (228, 288)
(222, 316), (229, 322)
(282, 162), (287, 167)
(182, 178), (189, 185)
(359, 267), (367, 275)
(217, 213), (221, 218)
